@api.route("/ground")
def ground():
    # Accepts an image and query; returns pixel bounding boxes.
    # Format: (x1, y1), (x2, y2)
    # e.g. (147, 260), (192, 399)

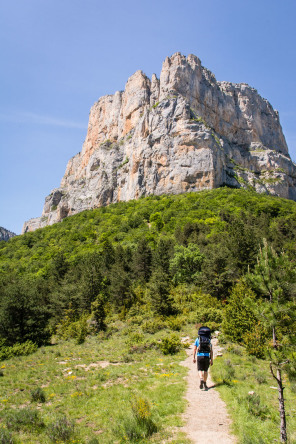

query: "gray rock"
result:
(0, 227), (16, 241)
(22, 53), (296, 232)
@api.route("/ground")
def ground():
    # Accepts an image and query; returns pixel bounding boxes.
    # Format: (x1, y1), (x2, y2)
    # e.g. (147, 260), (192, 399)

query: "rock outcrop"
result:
(0, 227), (16, 241)
(23, 53), (296, 232)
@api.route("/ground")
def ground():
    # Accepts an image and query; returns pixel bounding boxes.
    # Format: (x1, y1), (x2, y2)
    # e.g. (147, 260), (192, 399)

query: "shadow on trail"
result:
(208, 382), (225, 390)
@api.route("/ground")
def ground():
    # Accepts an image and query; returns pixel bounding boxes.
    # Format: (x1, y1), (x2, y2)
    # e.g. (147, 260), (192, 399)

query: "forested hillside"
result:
(1, 187), (296, 347)
(1, 187), (296, 443)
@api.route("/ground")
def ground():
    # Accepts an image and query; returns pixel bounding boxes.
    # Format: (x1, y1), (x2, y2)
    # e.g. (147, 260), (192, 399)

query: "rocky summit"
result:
(23, 53), (296, 232)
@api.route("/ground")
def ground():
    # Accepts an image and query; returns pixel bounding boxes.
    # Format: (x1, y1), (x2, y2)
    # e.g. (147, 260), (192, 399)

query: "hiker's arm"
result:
(193, 345), (197, 363)
(210, 347), (213, 365)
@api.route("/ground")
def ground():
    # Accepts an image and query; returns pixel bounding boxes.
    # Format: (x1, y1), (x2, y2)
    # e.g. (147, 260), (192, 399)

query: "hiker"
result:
(193, 326), (213, 390)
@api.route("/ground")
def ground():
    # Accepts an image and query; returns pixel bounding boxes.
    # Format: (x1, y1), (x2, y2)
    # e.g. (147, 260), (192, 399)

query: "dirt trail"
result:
(180, 339), (236, 443)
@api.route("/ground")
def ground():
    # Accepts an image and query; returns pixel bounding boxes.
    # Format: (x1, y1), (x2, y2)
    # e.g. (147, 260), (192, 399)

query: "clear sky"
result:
(1, 0), (295, 234)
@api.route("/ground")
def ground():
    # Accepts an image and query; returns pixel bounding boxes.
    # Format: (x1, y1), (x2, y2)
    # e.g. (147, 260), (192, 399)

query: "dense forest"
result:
(1, 187), (296, 442)
(1, 187), (296, 349)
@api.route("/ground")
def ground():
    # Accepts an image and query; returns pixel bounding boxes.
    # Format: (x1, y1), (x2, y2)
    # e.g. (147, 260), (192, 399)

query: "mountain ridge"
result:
(23, 53), (296, 233)
(0, 226), (16, 242)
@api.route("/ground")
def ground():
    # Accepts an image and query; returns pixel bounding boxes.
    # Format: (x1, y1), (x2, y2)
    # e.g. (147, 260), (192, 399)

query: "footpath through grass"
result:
(0, 322), (191, 444)
(211, 342), (296, 444)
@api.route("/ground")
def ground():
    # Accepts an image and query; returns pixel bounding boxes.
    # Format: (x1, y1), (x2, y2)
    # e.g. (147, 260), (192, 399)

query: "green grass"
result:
(211, 343), (296, 444)
(0, 323), (190, 443)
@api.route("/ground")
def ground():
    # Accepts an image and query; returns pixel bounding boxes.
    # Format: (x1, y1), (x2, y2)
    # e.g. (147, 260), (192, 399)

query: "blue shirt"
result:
(194, 338), (211, 357)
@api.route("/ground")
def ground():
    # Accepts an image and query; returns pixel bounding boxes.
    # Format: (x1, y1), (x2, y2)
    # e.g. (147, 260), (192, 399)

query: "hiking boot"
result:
(204, 383), (208, 391)
(199, 380), (204, 389)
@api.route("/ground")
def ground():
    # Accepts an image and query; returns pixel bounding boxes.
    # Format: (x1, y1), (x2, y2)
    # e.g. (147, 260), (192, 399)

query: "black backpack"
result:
(198, 326), (211, 354)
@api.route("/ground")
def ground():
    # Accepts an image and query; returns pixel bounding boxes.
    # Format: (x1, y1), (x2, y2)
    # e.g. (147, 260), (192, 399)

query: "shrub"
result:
(242, 323), (267, 359)
(0, 427), (15, 444)
(91, 295), (106, 332)
(222, 282), (258, 343)
(31, 387), (46, 403)
(47, 416), (74, 443)
(221, 360), (236, 385)
(56, 313), (89, 344)
(227, 344), (243, 355)
(88, 439), (99, 444)
(131, 396), (151, 422)
(244, 393), (269, 419)
(0, 341), (38, 361)
(116, 395), (157, 441)
(167, 316), (184, 331)
(142, 318), (165, 333)
(126, 330), (144, 348)
(254, 373), (267, 384)
(5, 408), (44, 431)
(160, 333), (181, 355)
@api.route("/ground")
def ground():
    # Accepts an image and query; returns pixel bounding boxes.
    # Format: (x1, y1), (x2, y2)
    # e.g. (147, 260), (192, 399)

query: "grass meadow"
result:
(0, 322), (191, 443)
(1, 322), (296, 443)
(211, 343), (296, 444)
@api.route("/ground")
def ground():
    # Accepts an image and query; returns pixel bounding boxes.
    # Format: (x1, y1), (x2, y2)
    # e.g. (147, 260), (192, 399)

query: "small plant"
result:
(0, 427), (15, 444)
(117, 157), (129, 169)
(5, 408), (44, 432)
(245, 393), (269, 419)
(0, 341), (38, 361)
(222, 359), (236, 385)
(243, 324), (267, 359)
(131, 396), (151, 422)
(227, 344), (243, 356)
(47, 416), (74, 443)
(167, 316), (184, 331)
(160, 333), (181, 355)
(126, 331), (144, 347)
(142, 318), (165, 334)
(254, 373), (267, 384)
(31, 387), (46, 403)
(116, 395), (157, 441)
(122, 353), (134, 363)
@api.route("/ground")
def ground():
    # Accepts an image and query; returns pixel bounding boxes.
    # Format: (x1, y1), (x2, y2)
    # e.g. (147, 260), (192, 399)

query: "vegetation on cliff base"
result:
(0, 187), (296, 442)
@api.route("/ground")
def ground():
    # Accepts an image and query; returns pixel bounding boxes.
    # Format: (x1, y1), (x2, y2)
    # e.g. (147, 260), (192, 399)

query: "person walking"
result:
(193, 326), (213, 390)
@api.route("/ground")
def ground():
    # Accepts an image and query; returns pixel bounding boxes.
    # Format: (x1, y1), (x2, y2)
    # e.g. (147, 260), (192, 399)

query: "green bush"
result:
(254, 373), (267, 384)
(242, 323), (267, 359)
(0, 341), (38, 361)
(126, 330), (144, 347)
(244, 393), (269, 419)
(0, 427), (14, 444)
(5, 408), (44, 432)
(56, 313), (89, 344)
(222, 282), (258, 342)
(116, 395), (157, 442)
(30, 387), (46, 403)
(221, 359), (236, 385)
(167, 316), (185, 331)
(142, 318), (166, 334)
(227, 344), (243, 356)
(160, 333), (181, 355)
(47, 416), (75, 443)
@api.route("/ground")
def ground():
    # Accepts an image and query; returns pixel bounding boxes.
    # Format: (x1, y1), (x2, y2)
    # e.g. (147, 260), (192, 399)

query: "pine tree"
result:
(247, 240), (296, 443)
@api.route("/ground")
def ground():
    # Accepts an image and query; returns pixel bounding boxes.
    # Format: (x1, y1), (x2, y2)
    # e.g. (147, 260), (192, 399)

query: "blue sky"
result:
(1, 0), (295, 234)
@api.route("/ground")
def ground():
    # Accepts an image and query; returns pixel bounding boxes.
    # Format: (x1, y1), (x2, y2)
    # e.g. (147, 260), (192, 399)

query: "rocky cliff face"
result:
(23, 53), (296, 232)
(0, 227), (16, 241)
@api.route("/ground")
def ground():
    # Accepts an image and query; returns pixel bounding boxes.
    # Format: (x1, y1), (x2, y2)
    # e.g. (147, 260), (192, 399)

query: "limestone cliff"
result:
(0, 227), (16, 241)
(23, 53), (296, 232)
